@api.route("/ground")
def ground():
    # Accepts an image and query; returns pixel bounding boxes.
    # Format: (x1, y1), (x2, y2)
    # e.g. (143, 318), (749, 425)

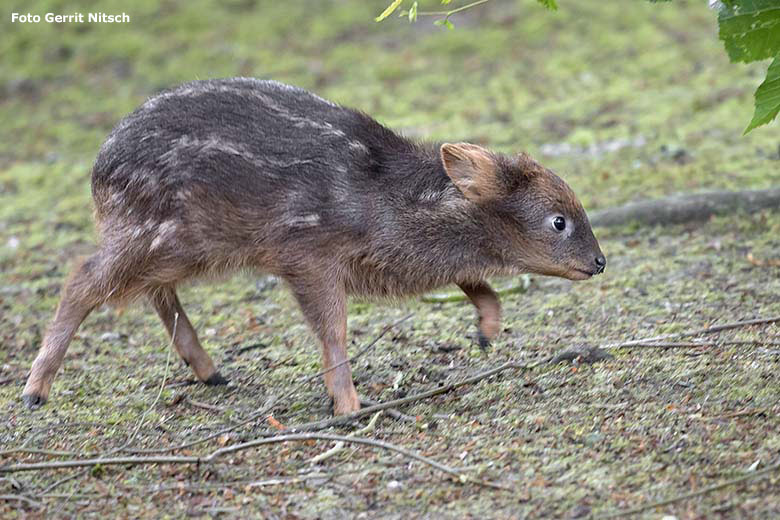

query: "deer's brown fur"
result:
(23, 78), (605, 414)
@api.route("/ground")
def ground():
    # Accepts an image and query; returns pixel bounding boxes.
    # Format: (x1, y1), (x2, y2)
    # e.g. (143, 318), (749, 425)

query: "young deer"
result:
(23, 78), (605, 415)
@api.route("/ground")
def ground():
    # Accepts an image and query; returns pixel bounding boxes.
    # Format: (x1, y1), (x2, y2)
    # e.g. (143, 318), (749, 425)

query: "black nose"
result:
(595, 255), (606, 273)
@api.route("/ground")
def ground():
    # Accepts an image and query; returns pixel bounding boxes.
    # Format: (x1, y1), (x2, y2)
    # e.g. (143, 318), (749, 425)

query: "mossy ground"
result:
(1, 0), (779, 518)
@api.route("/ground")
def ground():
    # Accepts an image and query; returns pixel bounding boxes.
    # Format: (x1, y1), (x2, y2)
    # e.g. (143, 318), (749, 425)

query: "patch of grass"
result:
(2, 0), (780, 518)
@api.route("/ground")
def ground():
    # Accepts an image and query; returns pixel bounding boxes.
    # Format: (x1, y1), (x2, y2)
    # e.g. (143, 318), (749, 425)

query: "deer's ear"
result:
(440, 143), (502, 203)
(515, 151), (543, 179)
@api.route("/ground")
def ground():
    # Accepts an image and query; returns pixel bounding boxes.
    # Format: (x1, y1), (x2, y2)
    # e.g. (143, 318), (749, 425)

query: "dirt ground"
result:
(2, 0), (780, 518)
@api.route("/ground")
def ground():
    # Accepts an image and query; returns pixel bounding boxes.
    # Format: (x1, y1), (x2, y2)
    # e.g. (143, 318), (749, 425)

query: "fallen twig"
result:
(0, 448), (77, 458)
(184, 398), (227, 413)
(0, 432), (500, 488)
(309, 411), (383, 464)
(603, 315), (780, 350)
(628, 339), (780, 349)
(422, 276), (531, 303)
(360, 398), (417, 423)
(0, 494), (42, 509)
(36, 469), (89, 497)
(124, 313), (413, 454)
(272, 360), (531, 435)
(589, 187), (780, 228)
(300, 313), (414, 384)
(114, 313), (177, 453)
(123, 395), (278, 455)
(596, 457), (780, 518)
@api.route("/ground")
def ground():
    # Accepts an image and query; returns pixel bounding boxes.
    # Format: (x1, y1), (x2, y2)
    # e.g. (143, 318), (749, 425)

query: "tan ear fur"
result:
(515, 151), (543, 178)
(440, 143), (501, 203)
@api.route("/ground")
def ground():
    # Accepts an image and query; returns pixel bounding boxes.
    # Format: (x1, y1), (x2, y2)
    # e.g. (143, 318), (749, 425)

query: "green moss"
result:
(2, 0), (780, 517)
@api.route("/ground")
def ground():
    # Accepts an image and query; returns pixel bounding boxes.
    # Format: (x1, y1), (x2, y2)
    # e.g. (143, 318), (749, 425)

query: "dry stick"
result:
(36, 469), (89, 497)
(111, 313), (177, 454)
(421, 277), (531, 304)
(124, 313), (413, 455)
(1, 433), (461, 483)
(309, 411), (383, 464)
(1, 362), (529, 488)
(0, 448), (77, 458)
(628, 340), (780, 349)
(0, 494), (42, 508)
(300, 313), (414, 384)
(602, 315), (780, 350)
(184, 398), (228, 413)
(596, 458), (780, 519)
(259, 360), (532, 436)
(360, 398), (416, 423)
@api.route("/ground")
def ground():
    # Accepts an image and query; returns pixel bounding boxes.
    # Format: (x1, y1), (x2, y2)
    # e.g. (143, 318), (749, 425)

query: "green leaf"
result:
(717, 0), (780, 63)
(441, 0), (453, 5)
(745, 55), (780, 133)
(409, 1), (418, 22)
(434, 18), (455, 29)
(375, 0), (405, 22)
(536, 0), (558, 9)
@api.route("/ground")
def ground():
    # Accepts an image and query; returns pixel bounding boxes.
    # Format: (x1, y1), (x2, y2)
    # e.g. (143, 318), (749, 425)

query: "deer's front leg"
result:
(288, 277), (360, 415)
(458, 281), (501, 350)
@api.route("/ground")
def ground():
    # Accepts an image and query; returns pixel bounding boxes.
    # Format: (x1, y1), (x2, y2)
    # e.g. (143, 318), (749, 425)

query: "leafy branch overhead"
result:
(376, 0), (780, 133)
(716, 0), (780, 132)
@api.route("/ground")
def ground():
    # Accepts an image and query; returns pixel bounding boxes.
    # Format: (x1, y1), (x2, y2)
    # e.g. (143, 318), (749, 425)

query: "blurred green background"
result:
(2, 2), (780, 517)
(2, 0), (778, 210)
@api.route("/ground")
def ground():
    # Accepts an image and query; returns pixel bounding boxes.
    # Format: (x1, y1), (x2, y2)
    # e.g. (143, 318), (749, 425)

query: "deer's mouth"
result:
(565, 268), (595, 281)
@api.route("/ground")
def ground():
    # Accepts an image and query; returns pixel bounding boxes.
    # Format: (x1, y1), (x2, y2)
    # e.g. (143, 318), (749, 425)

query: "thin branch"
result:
(185, 397), (228, 413)
(596, 458), (780, 518)
(602, 315), (780, 349)
(0, 494), (42, 508)
(626, 339), (780, 349)
(0, 448), (77, 457)
(114, 312), (177, 453)
(360, 398), (417, 423)
(36, 469), (89, 496)
(309, 411), (383, 464)
(417, 0), (491, 17)
(273, 360), (530, 435)
(300, 313), (413, 384)
(422, 277), (530, 303)
(124, 313), (413, 454)
(0, 432), (504, 488)
(1, 361), (528, 490)
(123, 395), (278, 455)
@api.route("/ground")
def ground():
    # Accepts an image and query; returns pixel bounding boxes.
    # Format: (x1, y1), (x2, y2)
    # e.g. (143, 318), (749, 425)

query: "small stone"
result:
(584, 433), (604, 447)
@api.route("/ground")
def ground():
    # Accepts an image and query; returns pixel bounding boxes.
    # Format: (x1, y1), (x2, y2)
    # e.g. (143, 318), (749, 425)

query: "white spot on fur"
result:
(109, 191), (124, 207)
(130, 226), (145, 239)
(285, 214), (320, 228)
(161, 135), (313, 170)
(417, 190), (440, 203)
(348, 140), (368, 154)
(150, 220), (178, 251)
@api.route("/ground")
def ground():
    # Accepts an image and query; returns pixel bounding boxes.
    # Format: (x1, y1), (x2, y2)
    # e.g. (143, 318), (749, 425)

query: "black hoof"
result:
(204, 372), (229, 386)
(477, 331), (491, 351)
(22, 393), (46, 410)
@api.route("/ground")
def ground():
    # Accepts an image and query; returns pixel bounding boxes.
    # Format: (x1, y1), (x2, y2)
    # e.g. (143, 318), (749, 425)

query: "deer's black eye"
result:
(552, 216), (566, 232)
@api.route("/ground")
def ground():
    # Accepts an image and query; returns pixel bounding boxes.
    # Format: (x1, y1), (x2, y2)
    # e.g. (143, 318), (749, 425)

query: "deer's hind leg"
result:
(151, 287), (226, 385)
(23, 253), (114, 409)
